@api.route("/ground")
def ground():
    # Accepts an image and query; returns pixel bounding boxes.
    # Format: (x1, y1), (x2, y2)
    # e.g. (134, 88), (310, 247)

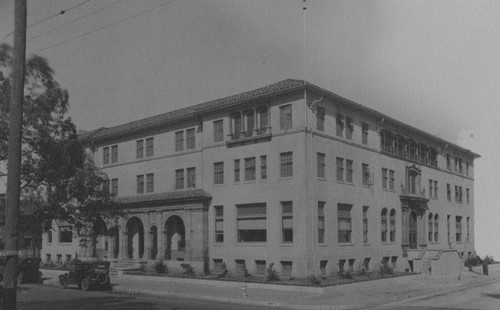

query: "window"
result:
(136, 140), (144, 159)
(336, 157), (344, 182)
(336, 113), (344, 137)
(244, 157), (256, 181)
(447, 215), (451, 243)
(280, 104), (292, 130)
(466, 217), (470, 242)
(214, 206), (224, 243)
(111, 145), (118, 163)
(103, 147), (109, 165)
(244, 110), (255, 136)
(346, 160), (353, 183)
(281, 261), (292, 277)
(363, 206), (369, 243)
(145, 137), (154, 157)
(458, 158), (463, 174)
(186, 128), (195, 150)
(175, 131), (184, 152)
(320, 260), (328, 276)
(466, 161), (470, 176)
(318, 202), (325, 244)
(316, 106), (325, 131)
(362, 163), (370, 186)
(382, 168), (388, 189)
(260, 156), (267, 180)
(345, 116), (353, 140)
(111, 178), (118, 195)
(146, 173), (154, 193)
(48, 230), (52, 243)
(234, 159), (240, 183)
(381, 208), (388, 243)
(466, 188), (470, 204)
(434, 214), (439, 242)
(456, 216), (462, 242)
(429, 180), (434, 198)
(362, 122), (368, 144)
(446, 154), (451, 170)
(281, 201), (293, 243)
(363, 258), (371, 271)
(338, 259), (346, 274)
(389, 170), (395, 190)
(231, 113), (242, 139)
(235, 260), (246, 275)
(136, 175), (144, 194)
(447, 184), (451, 202)
(213, 259), (223, 272)
(389, 209), (396, 242)
(337, 204), (352, 243)
(280, 152), (293, 178)
(214, 162), (224, 185)
(434, 180), (438, 199)
(237, 203), (267, 242)
(428, 213), (433, 242)
(187, 167), (196, 188)
(175, 169), (184, 190)
(257, 106), (269, 132)
(214, 120), (224, 143)
(255, 260), (266, 275)
(459, 186), (463, 203)
(317, 153), (326, 179)
(59, 226), (73, 243)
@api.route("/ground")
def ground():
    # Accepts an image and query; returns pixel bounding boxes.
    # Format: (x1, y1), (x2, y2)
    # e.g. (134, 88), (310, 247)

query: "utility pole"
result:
(3, 0), (27, 309)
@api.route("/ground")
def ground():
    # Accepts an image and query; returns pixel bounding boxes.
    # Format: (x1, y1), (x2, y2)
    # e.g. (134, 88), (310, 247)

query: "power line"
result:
(35, 0), (177, 53)
(0, 0), (92, 42)
(29, 0), (125, 43)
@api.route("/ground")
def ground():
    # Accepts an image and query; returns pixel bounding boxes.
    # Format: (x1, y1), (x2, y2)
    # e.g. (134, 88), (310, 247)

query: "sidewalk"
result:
(40, 264), (500, 310)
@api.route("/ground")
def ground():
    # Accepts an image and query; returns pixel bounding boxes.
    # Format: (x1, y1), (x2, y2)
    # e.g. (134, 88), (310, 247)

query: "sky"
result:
(0, 0), (499, 259)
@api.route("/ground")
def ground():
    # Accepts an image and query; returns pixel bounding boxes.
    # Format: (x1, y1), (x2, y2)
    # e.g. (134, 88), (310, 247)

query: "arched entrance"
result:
(164, 215), (185, 260)
(150, 226), (158, 260)
(95, 219), (108, 258)
(126, 217), (144, 259)
(409, 212), (417, 249)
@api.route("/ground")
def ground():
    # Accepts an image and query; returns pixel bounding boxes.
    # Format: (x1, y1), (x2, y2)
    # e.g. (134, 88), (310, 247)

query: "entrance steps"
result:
(109, 259), (144, 278)
(406, 248), (464, 275)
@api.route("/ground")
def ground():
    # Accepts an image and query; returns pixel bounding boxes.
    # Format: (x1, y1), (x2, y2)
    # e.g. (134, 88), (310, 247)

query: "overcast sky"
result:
(1, 0), (498, 259)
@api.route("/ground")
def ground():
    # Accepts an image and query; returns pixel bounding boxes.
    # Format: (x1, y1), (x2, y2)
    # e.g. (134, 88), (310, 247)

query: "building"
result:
(41, 79), (478, 277)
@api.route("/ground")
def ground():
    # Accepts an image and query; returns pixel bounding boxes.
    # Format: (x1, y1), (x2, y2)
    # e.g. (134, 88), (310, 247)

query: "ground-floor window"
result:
(255, 260), (266, 275)
(235, 259), (246, 274)
(320, 260), (328, 276)
(281, 261), (292, 277)
(237, 203), (267, 242)
(213, 259), (224, 273)
(363, 258), (371, 271)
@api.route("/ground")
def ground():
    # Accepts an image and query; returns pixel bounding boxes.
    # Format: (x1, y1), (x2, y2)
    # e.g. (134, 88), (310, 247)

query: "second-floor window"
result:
(336, 113), (344, 137)
(136, 175), (144, 194)
(338, 204), (352, 243)
(362, 122), (368, 144)
(111, 178), (118, 195)
(362, 163), (371, 186)
(103, 147), (110, 165)
(175, 169), (184, 190)
(317, 153), (326, 179)
(186, 128), (195, 150)
(244, 157), (256, 181)
(280, 152), (293, 178)
(214, 162), (224, 185)
(281, 201), (293, 243)
(260, 155), (267, 180)
(111, 145), (118, 163)
(280, 105), (292, 130)
(175, 131), (184, 152)
(146, 137), (154, 157)
(136, 140), (144, 159)
(187, 167), (196, 188)
(146, 173), (154, 193)
(213, 120), (224, 142)
(316, 106), (325, 131)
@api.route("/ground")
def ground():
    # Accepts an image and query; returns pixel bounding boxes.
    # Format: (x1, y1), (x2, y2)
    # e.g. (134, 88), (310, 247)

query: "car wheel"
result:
(97, 273), (108, 286)
(58, 276), (68, 289)
(16, 273), (23, 285)
(81, 278), (90, 291)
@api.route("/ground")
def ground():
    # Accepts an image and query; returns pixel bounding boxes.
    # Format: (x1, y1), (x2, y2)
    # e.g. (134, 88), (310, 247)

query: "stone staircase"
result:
(109, 260), (142, 278)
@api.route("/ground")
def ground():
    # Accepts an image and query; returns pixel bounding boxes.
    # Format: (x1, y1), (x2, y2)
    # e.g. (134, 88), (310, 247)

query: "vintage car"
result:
(0, 257), (43, 285)
(58, 261), (111, 291)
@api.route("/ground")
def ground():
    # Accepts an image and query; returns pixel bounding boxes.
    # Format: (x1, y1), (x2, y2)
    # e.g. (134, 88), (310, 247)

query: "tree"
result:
(0, 43), (122, 253)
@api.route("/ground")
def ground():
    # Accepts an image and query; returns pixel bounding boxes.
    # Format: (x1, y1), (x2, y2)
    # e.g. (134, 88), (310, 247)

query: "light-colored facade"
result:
(41, 80), (478, 277)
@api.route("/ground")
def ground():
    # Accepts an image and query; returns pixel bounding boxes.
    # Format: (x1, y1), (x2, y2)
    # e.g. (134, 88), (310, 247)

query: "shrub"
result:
(181, 263), (195, 276)
(380, 264), (394, 275)
(154, 260), (168, 274)
(244, 268), (251, 278)
(356, 267), (366, 277)
(339, 270), (353, 279)
(484, 255), (495, 265)
(464, 253), (482, 267)
(308, 273), (321, 285)
(217, 262), (228, 278)
(266, 263), (280, 282)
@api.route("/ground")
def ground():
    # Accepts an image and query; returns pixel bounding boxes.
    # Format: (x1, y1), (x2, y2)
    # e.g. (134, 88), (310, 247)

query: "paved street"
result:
(17, 283), (283, 310)
(372, 273), (500, 310)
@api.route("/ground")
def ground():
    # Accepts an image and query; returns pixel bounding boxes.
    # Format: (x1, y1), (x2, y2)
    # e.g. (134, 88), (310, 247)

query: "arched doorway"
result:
(164, 215), (185, 260)
(150, 226), (158, 260)
(409, 212), (417, 249)
(95, 219), (108, 259)
(126, 217), (144, 259)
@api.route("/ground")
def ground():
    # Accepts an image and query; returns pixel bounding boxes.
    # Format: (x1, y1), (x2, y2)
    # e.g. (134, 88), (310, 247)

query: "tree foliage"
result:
(0, 43), (122, 250)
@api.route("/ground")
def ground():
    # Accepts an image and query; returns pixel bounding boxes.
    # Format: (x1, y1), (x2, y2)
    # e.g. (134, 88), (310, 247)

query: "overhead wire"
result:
(0, 0), (92, 42)
(28, 0), (125, 43)
(35, 0), (177, 53)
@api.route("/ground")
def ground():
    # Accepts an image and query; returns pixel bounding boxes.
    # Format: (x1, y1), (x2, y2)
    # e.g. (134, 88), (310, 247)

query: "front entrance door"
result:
(409, 212), (417, 249)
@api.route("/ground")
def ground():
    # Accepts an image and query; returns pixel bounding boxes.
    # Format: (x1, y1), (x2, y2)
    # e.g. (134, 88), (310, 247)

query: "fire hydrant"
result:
(240, 284), (248, 298)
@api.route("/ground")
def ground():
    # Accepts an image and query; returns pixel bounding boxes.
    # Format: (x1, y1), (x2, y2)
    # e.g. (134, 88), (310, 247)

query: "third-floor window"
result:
(229, 106), (270, 139)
